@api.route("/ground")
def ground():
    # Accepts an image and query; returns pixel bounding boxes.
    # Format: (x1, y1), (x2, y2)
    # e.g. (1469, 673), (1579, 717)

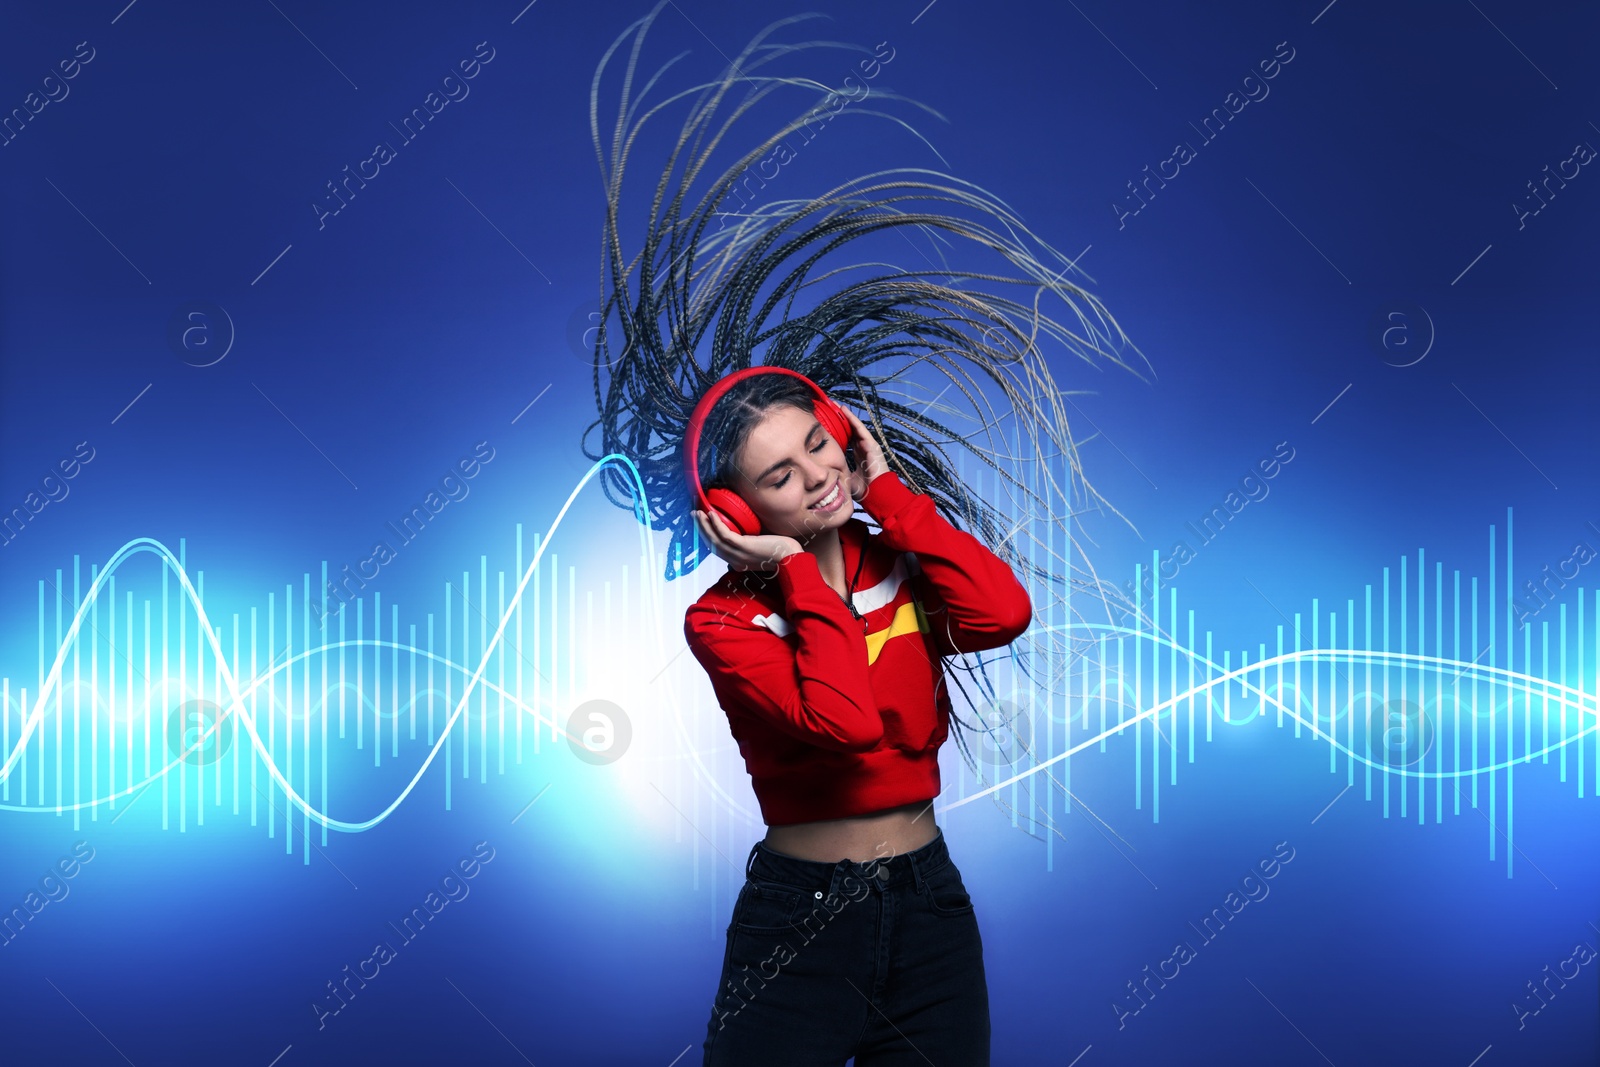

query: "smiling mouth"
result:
(809, 480), (842, 510)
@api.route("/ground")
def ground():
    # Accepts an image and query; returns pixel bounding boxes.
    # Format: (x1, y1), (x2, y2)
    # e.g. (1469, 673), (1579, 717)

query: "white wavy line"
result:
(0, 455), (759, 829)
(944, 623), (1599, 812)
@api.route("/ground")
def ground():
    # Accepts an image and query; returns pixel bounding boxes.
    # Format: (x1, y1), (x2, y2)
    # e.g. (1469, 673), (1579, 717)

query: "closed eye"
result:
(773, 440), (828, 489)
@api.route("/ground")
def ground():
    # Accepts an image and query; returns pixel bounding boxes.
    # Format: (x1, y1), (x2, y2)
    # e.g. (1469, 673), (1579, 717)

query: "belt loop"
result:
(745, 844), (758, 880)
(830, 860), (849, 901)
(908, 827), (944, 894)
(907, 845), (927, 895)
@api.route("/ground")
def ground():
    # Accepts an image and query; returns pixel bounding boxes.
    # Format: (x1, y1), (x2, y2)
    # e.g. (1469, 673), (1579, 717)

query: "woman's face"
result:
(730, 403), (853, 541)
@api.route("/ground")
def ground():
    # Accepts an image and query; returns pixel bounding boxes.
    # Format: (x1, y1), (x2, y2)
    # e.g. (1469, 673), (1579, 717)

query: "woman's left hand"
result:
(839, 405), (891, 501)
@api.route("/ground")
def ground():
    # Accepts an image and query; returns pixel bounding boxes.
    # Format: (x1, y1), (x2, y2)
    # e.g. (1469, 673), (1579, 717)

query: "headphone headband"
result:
(683, 367), (851, 537)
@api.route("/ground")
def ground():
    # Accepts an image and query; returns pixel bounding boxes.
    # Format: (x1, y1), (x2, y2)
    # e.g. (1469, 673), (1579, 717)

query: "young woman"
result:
(580, 6), (1150, 1063)
(682, 365), (1030, 1063)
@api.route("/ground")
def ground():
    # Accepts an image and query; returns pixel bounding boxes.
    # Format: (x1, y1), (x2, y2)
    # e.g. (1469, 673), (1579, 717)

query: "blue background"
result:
(2, 1), (1597, 1064)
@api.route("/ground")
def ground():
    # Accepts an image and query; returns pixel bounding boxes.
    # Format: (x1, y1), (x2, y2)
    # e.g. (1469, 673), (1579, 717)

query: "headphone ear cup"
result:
(819, 398), (852, 452)
(704, 486), (762, 537)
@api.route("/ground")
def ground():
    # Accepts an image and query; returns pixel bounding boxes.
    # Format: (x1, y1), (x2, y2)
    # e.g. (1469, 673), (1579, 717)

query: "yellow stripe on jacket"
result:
(866, 599), (932, 665)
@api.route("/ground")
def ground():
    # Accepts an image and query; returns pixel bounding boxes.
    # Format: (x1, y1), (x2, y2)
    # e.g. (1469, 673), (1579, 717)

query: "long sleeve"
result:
(683, 550), (885, 752)
(857, 470), (1032, 655)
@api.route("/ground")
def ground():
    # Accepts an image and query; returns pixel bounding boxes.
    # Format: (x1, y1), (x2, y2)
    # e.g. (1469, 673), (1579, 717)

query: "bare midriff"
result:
(761, 799), (938, 863)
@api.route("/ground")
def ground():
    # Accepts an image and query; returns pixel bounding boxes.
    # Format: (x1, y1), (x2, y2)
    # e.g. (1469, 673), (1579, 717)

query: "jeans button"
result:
(876, 866), (889, 882)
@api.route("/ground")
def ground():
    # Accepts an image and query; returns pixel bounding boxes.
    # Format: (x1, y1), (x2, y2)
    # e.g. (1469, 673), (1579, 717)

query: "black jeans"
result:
(702, 827), (990, 1066)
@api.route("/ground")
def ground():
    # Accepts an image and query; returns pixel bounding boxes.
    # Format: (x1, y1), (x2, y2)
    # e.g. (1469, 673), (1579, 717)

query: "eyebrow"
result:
(753, 421), (823, 483)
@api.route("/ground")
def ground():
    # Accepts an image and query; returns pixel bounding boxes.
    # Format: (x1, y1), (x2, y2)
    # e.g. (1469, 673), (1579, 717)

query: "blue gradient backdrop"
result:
(2, 1), (1597, 1064)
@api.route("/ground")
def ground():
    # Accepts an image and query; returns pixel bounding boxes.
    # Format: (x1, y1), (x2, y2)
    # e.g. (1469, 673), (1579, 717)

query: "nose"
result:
(803, 455), (834, 487)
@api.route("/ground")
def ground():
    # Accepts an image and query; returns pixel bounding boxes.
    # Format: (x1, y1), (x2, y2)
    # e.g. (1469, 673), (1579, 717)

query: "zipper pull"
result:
(838, 591), (865, 625)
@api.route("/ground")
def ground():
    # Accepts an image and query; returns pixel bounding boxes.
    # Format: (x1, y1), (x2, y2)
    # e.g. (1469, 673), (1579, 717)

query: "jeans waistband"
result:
(745, 826), (950, 895)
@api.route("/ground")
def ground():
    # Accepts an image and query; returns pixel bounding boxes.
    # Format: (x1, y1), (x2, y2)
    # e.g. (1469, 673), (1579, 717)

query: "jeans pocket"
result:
(923, 861), (974, 917)
(732, 879), (809, 934)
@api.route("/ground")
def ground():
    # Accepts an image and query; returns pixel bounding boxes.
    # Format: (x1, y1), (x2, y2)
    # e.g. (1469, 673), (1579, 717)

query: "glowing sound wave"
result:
(2, 455), (1594, 870)
(0, 455), (764, 831)
(950, 617), (1596, 876)
(955, 631), (1600, 801)
(0, 640), (551, 813)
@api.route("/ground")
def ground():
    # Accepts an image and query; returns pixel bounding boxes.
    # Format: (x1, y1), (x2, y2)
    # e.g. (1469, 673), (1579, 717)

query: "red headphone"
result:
(684, 367), (853, 537)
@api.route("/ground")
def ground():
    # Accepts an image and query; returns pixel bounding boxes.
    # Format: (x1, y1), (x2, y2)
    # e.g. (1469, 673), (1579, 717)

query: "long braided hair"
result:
(579, 3), (1157, 819)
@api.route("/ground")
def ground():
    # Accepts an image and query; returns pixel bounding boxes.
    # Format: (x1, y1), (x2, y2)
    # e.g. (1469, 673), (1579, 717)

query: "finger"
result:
(846, 406), (873, 442)
(693, 510), (721, 544)
(697, 511), (725, 545)
(699, 509), (739, 553)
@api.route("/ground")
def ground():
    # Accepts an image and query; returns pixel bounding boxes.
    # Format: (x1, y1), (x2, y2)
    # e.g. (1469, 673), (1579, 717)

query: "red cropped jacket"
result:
(683, 470), (1032, 825)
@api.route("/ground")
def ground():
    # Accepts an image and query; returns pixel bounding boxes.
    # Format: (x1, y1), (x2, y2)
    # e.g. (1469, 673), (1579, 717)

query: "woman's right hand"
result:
(692, 509), (804, 575)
